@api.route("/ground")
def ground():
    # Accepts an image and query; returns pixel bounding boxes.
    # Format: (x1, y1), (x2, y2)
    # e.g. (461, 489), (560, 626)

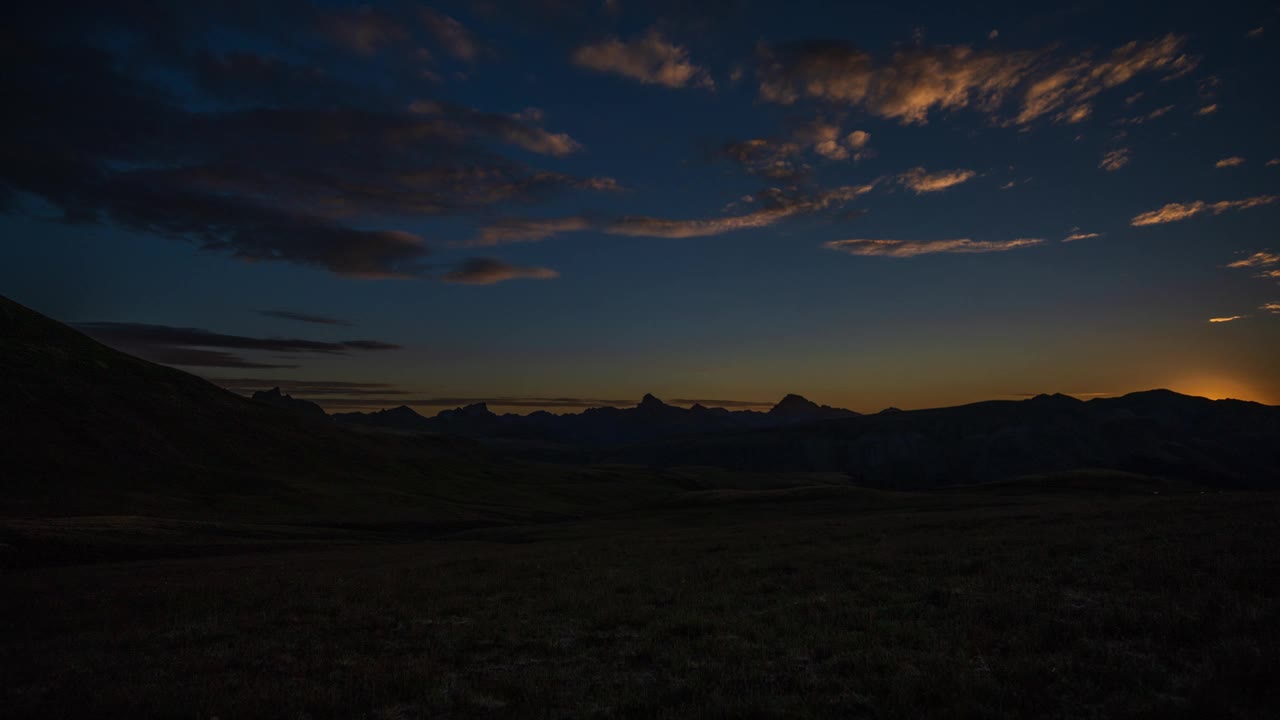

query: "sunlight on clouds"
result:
(1099, 148), (1131, 171)
(824, 237), (1043, 257)
(1131, 196), (1278, 226)
(1215, 156), (1246, 168)
(1208, 316), (1245, 323)
(573, 30), (713, 89)
(1063, 231), (1102, 242)
(896, 168), (977, 193)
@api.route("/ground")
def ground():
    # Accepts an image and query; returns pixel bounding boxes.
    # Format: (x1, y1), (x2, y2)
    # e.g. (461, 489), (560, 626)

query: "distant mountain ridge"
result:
(603, 389), (1280, 489)
(252, 387), (327, 418)
(331, 392), (861, 445)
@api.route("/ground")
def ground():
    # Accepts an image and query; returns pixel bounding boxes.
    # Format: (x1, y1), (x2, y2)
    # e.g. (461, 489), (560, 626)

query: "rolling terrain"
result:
(2, 294), (1279, 718)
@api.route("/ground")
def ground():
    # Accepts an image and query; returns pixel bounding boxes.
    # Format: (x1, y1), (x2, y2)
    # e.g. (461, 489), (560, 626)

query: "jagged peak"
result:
(638, 393), (668, 408)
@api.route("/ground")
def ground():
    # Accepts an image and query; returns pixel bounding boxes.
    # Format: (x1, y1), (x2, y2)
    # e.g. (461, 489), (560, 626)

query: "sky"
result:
(2, 0), (1279, 413)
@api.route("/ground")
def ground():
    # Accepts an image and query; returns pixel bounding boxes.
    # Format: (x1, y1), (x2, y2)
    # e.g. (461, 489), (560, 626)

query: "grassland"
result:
(4, 482), (1278, 719)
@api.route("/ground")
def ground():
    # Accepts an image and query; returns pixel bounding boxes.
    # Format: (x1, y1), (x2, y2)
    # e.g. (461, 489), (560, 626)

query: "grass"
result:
(3, 484), (1279, 719)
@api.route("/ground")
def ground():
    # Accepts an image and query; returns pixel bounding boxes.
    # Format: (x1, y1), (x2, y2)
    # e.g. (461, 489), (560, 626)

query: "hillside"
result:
(0, 296), (732, 523)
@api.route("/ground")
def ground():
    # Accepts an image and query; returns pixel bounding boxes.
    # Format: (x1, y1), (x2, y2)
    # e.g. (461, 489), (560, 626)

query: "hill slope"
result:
(0, 296), (720, 522)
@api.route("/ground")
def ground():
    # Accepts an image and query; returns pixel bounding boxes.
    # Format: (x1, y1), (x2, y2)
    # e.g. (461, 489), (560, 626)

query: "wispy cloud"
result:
(1262, 302), (1280, 314)
(466, 216), (596, 246)
(1131, 196), (1279, 226)
(443, 258), (560, 285)
(421, 9), (478, 62)
(1063, 231), (1102, 242)
(1113, 104), (1174, 125)
(1227, 251), (1280, 279)
(1266, 159), (1280, 167)
(573, 30), (713, 89)
(824, 237), (1044, 257)
(1196, 104), (1219, 115)
(76, 322), (400, 368)
(756, 34), (1197, 126)
(258, 310), (353, 326)
(1208, 316), (1245, 323)
(1215, 156), (1246, 168)
(1247, 27), (1265, 39)
(896, 167), (977, 194)
(469, 185), (876, 244)
(1100, 148), (1131, 171)
(1225, 251), (1280, 269)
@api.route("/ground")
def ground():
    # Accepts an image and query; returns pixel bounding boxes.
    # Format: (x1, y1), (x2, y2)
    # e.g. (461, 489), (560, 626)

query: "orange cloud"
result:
(1131, 196), (1278, 226)
(1099, 148), (1131, 171)
(573, 30), (713, 89)
(1208, 316), (1245, 323)
(757, 34), (1197, 126)
(824, 237), (1043, 257)
(443, 258), (559, 285)
(1215, 156), (1246, 168)
(896, 167), (977, 193)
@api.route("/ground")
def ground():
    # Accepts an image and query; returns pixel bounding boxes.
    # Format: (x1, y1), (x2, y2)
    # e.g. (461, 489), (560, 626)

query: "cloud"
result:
(672, 398), (775, 409)
(0, 15), (603, 280)
(1269, 159), (1280, 167)
(721, 138), (809, 181)
(1113, 104), (1174, 125)
(1263, 302), (1280, 314)
(823, 237), (1044, 257)
(210, 378), (408, 396)
(1215, 156), (1246, 168)
(469, 184), (877, 244)
(755, 34), (1197, 126)
(1131, 196), (1279, 226)
(467, 216), (596, 246)
(76, 322), (400, 369)
(443, 258), (560, 284)
(1208, 316), (1245, 323)
(1063, 231), (1102, 242)
(1100, 148), (1132, 171)
(258, 310), (353, 326)
(322, 7), (411, 56)
(1196, 104), (1219, 115)
(1226, 252), (1280, 280)
(421, 9), (478, 61)
(605, 185), (876, 238)
(1247, 27), (1265, 39)
(896, 167), (977, 193)
(573, 30), (713, 88)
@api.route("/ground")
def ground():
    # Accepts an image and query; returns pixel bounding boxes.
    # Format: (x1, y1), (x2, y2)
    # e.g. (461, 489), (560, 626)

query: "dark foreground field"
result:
(4, 485), (1279, 719)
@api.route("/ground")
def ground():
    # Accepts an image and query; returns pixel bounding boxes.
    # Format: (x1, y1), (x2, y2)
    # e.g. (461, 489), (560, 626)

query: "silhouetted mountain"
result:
(769, 393), (859, 421)
(605, 392), (1280, 488)
(333, 393), (863, 446)
(330, 405), (434, 432)
(252, 387), (326, 418)
(0, 295), (478, 516)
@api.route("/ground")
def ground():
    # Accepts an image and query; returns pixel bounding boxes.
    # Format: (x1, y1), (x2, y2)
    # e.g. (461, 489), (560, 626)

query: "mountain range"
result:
(330, 392), (859, 445)
(4, 293), (1279, 507)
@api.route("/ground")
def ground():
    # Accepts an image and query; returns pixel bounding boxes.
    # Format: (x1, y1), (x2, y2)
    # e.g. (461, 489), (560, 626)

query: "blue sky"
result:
(2, 0), (1278, 411)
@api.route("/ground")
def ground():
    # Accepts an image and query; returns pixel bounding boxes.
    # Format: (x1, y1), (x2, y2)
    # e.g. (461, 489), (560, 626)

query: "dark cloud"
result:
(258, 310), (353, 326)
(209, 378), (408, 395)
(0, 6), (606, 279)
(77, 322), (401, 369)
(468, 184), (876, 244)
(671, 398), (773, 408)
(443, 258), (560, 284)
(139, 348), (301, 370)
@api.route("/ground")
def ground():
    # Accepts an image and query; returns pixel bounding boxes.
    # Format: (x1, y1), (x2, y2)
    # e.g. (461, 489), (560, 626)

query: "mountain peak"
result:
(639, 393), (668, 409)
(770, 394), (821, 416)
